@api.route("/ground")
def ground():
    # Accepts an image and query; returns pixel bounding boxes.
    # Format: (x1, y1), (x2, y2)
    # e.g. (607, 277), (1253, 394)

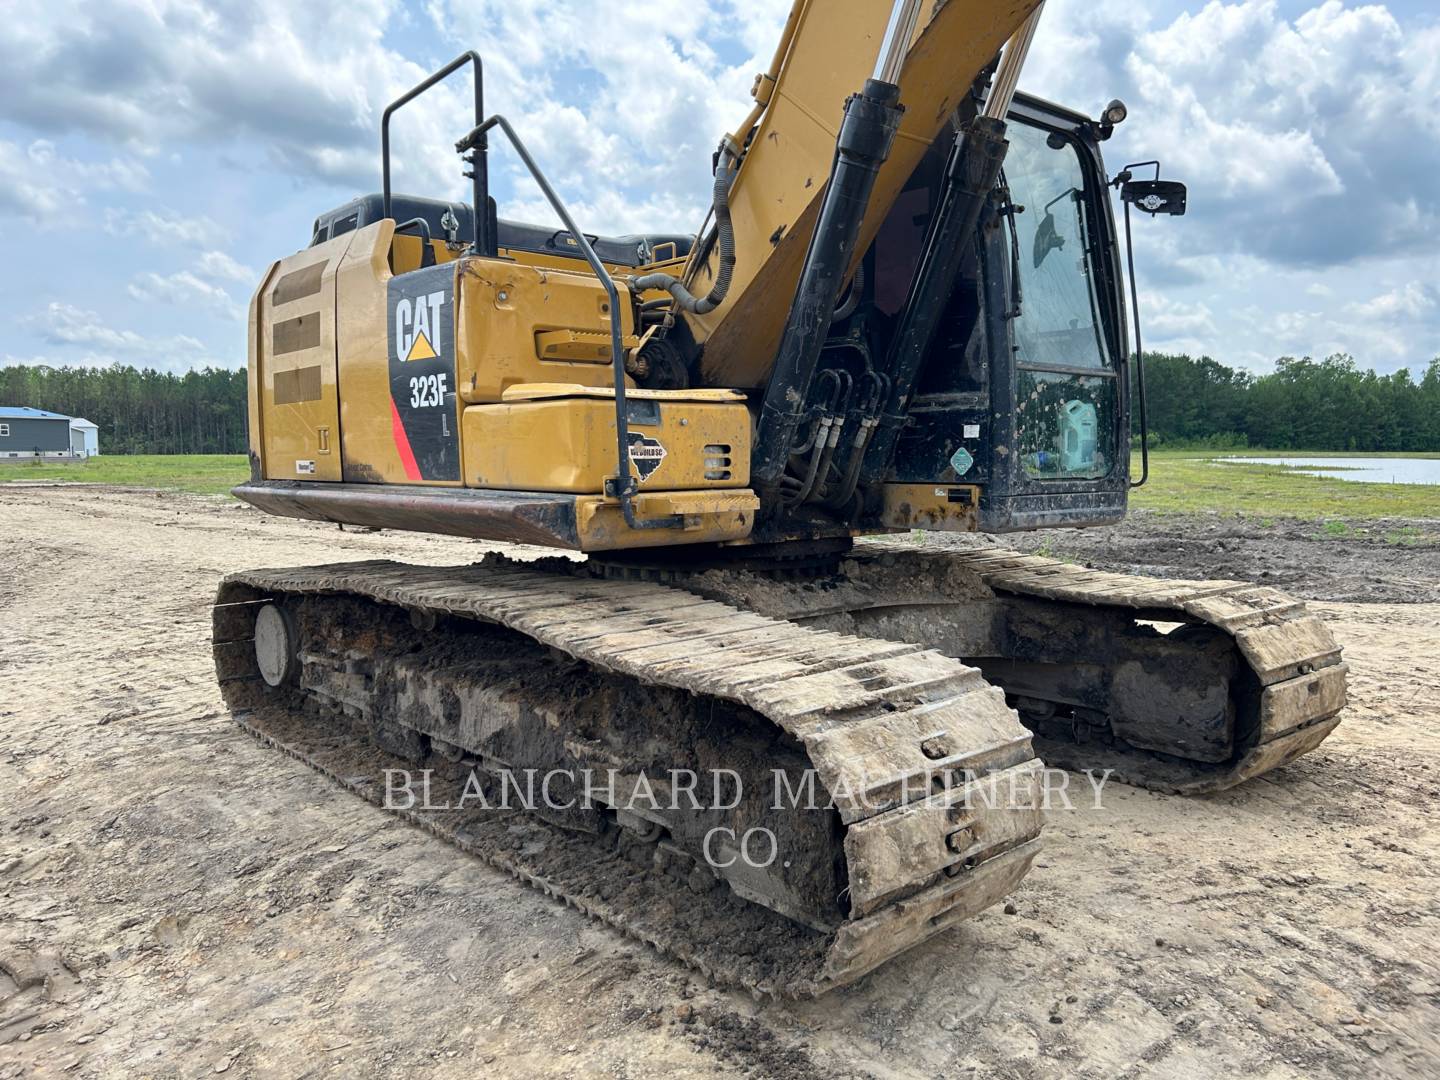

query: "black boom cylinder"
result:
(751, 79), (903, 498)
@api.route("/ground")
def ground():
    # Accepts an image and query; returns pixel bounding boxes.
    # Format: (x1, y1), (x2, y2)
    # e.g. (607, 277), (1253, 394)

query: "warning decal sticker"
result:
(627, 431), (667, 482)
(386, 263), (460, 482)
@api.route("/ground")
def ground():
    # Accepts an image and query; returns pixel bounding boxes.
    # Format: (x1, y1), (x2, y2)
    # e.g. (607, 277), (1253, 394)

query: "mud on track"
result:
(2, 485), (1438, 1078)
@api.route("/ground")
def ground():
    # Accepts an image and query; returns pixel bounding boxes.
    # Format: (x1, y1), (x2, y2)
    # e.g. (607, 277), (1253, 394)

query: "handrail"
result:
(393, 217), (435, 268)
(456, 115), (682, 531)
(382, 52), (494, 257)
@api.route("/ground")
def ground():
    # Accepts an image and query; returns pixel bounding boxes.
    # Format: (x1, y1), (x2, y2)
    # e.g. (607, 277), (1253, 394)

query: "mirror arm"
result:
(1123, 197), (1149, 489)
(1116, 160), (1161, 185)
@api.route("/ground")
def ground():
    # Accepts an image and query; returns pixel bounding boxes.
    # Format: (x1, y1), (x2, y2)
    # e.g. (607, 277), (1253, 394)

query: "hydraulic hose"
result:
(832, 264), (866, 322)
(824, 371), (886, 510)
(631, 152), (737, 314)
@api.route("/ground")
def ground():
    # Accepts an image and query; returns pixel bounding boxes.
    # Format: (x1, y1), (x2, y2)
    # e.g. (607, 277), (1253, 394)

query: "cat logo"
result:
(386, 267), (459, 482)
(394, 291), (446, 363)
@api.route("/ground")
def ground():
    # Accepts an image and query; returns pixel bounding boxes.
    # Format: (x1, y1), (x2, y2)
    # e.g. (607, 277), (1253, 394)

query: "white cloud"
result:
(1224, 281), (1433, 373)
(27, 139), (149, 191)
(26, 301), (208, 357)
(0, 139), (148, 222)
(1025, 0), (1440, 266)
(1348, 282), (1438, 321)
(103, 208), (226, 247)
(127, 270), (243, 320)
(1142, 292), (1219, 339)
(424, 0), (791, 232)
(0, 0), (467, 195)
(0, 142), (68, 220)
(118, 247), (252, 322)
(195, 250), (253, 283)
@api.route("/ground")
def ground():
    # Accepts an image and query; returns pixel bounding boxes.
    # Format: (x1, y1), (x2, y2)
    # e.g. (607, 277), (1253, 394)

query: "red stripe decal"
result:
(389, 397), (422, 481)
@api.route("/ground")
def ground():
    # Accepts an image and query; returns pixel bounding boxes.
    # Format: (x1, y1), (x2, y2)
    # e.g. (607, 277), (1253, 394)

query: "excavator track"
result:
(655, 541), (1347, 795)
(212, 557), (1045, 997)
(935, 545), (1346, 791)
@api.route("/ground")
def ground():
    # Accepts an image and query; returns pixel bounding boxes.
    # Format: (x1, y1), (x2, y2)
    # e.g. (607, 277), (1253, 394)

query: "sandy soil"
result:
(2, 486), (1437, 1079)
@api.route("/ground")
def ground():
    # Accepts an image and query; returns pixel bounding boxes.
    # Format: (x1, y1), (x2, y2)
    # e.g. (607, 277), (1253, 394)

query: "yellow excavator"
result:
(213, 0), (1347, 995)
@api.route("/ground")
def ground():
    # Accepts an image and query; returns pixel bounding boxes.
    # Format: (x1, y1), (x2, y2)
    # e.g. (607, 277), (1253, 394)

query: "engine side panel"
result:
(253, 231), (354, 481)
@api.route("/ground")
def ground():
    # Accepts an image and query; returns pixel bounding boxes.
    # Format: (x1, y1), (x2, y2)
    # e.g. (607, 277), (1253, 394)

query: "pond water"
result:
(1216, 456), (1440, 486)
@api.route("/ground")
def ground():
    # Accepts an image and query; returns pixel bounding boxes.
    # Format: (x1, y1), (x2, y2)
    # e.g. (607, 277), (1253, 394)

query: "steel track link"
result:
(738, 541), (1346, 794)
(212, 557), (1045, 993)
(924, 545), (1347, 792)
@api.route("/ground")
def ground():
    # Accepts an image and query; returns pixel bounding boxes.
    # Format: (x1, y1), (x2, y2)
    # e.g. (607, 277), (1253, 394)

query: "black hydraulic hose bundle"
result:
(823, 370), (888, 510)
(631, 152), (738, 314)
(784, 370), (854, 506)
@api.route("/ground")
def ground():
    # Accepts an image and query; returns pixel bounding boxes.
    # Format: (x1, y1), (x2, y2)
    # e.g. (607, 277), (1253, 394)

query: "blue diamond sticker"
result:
(949, 446), (974, 476)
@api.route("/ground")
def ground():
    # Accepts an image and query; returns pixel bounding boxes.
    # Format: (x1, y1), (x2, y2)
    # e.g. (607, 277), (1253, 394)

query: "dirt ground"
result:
(1003, 511), (1440, 605)
(2, 486), (1437, 1079)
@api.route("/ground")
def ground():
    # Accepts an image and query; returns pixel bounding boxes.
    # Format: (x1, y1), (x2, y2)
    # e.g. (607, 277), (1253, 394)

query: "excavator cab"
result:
(871, 92), (1136, 533)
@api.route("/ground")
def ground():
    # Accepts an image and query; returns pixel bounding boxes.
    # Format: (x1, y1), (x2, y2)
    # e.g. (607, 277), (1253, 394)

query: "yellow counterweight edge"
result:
(574, 490), (760, 551)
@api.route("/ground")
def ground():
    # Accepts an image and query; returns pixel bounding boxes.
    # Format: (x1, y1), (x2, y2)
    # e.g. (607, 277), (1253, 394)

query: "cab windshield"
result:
(1004, 121), (1117, 481)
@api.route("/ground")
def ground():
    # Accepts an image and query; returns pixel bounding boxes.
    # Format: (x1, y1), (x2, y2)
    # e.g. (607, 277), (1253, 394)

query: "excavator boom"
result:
(679, 0), (1043, 389)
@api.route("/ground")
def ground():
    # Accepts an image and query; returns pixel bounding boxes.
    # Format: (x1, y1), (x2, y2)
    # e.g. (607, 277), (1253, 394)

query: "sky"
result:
(0, 0), (1436, 376)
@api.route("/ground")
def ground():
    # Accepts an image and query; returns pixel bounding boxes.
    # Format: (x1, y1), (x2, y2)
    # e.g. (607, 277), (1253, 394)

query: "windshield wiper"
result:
(997, 178), (1024, 319)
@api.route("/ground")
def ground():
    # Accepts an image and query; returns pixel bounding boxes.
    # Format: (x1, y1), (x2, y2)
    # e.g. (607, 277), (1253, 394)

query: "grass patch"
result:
(0, 454), (248, 496)
(1207, 449), (1440, 460)
(1384, 526), (1431, 547)
(1134, 450), (1440, 520)
(1024, 535), (1079, 563)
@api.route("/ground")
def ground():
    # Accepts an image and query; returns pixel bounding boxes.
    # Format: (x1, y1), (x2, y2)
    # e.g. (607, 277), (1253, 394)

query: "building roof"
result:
(70, 417), (98, 429)
(0, 406), (71, 420)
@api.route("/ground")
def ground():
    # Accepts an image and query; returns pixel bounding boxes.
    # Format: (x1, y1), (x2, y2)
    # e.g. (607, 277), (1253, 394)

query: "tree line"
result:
(0, 364), (248, 455)
(3, 352), (1439, 455)
(1141, 353), (1440, 451)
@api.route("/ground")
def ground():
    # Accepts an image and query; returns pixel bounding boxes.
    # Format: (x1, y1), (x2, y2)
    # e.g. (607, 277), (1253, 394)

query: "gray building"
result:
(0, 407), (101, 459)
(69, 418), (99, 457)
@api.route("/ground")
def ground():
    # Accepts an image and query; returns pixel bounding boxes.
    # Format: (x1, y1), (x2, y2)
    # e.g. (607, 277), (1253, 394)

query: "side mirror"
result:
(1032, 211), (1065, 268)
(1033, 188), (1078, 268)
(1114, 162), (1187, 491)
(1121, 179), (1187, 217)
